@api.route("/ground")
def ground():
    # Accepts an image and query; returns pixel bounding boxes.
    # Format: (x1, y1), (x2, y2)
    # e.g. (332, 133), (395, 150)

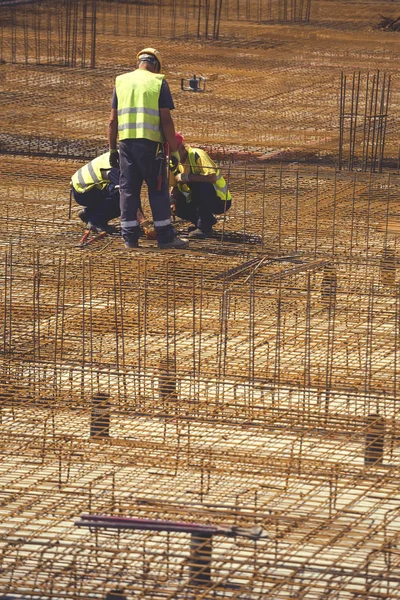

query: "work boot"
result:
(89, 221), (114, 233)
(102, 223), (118, 234)
(124, 239), (139, 249)
(122, 226), (140, 250)
(87, 221), (101, 233)
(188, 227), (213, 240)
(156, 224), (188, 249)
(197, 216), (217, 229)
(158, 236), (189, 250)
(79, 211), (106, 232)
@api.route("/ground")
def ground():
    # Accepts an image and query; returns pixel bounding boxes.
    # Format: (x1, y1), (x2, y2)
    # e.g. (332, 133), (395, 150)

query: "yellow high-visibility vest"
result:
(71, 152), (111, 194)
(187, 147), (231, 202)
(169, 159), (191, 202)
(116, 69), (164, 142)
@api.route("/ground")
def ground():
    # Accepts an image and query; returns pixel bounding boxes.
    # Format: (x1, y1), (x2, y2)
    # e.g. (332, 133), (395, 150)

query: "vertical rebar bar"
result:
(10, 5), (16, 64)
(331, 170), (337, 255)
(243, 161), (248, 243)
(197, 0), (202, 38)
(90, 393), (111, 439)
(189, 532), (212, 586)
(1, 250), (8, 359)
(71, 0), (78, 67)
(295, 170), (299, 252)
(350, 72), (361, 171)
(314, 167), (318, 258)
(261, 166), (266, 250)
(272, 278), (283, 407)
(364, 72), (376, 172)
(394, 285), (399, 401)
(365, 414), (385, 465)
(278, 164), (283, 253)
(81, 0), (87, 67)
(90, 0), (96, 68)
(338, 72), (345, 171)
(304, 272), (311, 390)
(369, 71), (380, 172)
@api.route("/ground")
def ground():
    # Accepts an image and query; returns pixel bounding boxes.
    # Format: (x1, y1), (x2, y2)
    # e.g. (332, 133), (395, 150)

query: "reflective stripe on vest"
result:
(71, 152), (111, 194)
(188, 148), (231, 202)
(116, 70), (164, 142)
(170, 160), (191, 201)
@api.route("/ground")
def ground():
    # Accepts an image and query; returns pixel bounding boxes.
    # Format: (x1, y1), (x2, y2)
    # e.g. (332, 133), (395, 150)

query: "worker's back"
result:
(115, 69), (165, 143)
(188, 147), (232, 202)
(71, 152), (112, 194)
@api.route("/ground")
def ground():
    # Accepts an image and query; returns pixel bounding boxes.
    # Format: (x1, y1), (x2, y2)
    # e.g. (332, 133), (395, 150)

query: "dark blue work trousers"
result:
(119, 138), (173, 243)
(72, 167), (120, 228)
(174, 182), (231, 232)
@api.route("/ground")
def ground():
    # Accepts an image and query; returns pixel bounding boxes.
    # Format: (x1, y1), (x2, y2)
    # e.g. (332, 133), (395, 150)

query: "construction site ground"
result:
(1, 1), (400, 598)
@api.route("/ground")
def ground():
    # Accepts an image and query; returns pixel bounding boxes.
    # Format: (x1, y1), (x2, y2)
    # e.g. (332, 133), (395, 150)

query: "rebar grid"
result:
(3, 157), (400, 254)
(2, 2), (400, 597)
(316, 0), (400, 30)
(2, 251), (400, 400)
(1, 160), (400, 595)
(339, 71), (391, 173)
(2, 19), (400, 160)
(0, 0), (313, 69)
(1, 408), (400, 598)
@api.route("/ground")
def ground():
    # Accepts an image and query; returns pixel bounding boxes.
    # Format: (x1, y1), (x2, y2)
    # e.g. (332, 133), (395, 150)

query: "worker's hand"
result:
(171, 150), (180, 164)
(109, 149), (119, 168)
(175, 172), (190, 184)
(170, 155), (179, 169)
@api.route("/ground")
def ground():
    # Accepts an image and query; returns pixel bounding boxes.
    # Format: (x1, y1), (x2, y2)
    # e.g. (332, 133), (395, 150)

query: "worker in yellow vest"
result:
(170, 132), (232, 239)
(108, 48), (188, 250)
(70, 153), (156, 239)
(70, 152), (120, 233)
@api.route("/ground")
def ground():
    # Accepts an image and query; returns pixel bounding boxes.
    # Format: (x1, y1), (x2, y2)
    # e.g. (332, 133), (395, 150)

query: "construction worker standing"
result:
(108, 48), (188, 250)
(70, 152), (120, 232)
(170, 133), (232, 239)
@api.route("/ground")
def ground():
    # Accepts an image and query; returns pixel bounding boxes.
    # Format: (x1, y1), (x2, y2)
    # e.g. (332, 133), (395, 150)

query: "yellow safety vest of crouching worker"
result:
(71, 152), (112, 194)
(173, 147), (231, 202)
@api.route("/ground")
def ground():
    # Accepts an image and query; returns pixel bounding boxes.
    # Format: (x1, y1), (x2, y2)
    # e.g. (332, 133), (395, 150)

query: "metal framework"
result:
(1, 1), (400, 598)
(339, 71), (391, 173)
(2, 157), (400, 597)
(0, 0), (313, 68)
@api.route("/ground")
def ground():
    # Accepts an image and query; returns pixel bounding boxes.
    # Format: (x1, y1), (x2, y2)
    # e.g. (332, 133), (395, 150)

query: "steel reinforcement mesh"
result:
(2, 1), (400, 598)
(1, 157), (400, 598)
(1, 1), (400, 163)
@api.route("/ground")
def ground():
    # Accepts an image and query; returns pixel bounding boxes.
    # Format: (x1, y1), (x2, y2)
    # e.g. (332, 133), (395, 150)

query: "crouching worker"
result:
(70, 152), (121, 233)
(170, 133), (232, 239)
